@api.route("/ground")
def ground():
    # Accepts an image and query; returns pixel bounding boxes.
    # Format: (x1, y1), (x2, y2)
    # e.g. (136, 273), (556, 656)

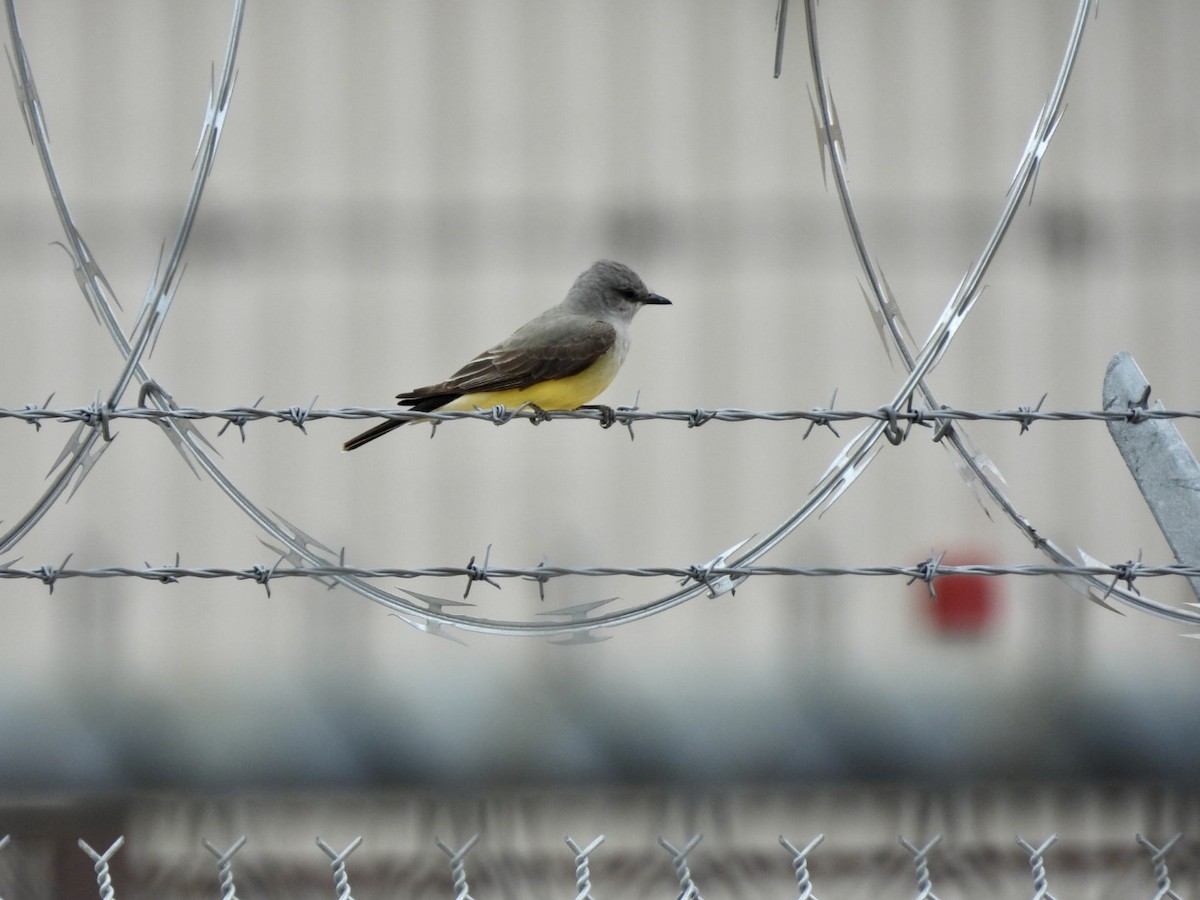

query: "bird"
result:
(343, 260), (671, 451)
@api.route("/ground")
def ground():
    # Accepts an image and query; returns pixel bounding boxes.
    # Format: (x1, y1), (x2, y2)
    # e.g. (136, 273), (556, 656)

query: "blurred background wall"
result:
(1, 0), (1200, 801)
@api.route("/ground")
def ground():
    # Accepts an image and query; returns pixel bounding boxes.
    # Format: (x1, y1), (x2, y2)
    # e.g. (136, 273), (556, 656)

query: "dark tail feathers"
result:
(342, 417), (409, 451)
(342, 395), (458, 451)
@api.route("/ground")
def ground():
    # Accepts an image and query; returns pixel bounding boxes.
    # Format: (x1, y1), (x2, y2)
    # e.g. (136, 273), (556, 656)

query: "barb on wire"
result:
(617, 391), (640, 439)
(684, 536), (755, 598)
(17, 392), (54, 430)
(81, 395), (116, 443)
(803, 389), (840, 439)
(1017, 393), (1049, 435)
(242, 555), (284, 598)
(31, 552), (72, 594)
(462, 545), (500, 598)
(907, 551), (947, 600)
(281, 396), (319, 433)
(1076, 547), (1143, 608)
(217, 395), (265, 442)
(526, 555), (552, 601)
(1110, 551), (1145, 599)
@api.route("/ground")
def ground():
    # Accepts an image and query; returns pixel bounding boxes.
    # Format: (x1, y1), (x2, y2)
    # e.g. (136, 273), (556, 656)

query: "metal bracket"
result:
(1103, 351), (1200, 602)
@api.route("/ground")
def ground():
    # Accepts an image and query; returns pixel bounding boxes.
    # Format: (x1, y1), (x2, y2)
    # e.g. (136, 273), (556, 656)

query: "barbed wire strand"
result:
(5, 402), (1200, 432)
(1, 558), (1198, 596)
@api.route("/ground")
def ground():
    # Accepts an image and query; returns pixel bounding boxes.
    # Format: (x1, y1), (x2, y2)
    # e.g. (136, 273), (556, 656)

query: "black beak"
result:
(643, 292), (672, 305)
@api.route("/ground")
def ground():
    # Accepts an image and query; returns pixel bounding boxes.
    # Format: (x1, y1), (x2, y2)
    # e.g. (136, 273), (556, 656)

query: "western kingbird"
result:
(343, 259), (671, 450)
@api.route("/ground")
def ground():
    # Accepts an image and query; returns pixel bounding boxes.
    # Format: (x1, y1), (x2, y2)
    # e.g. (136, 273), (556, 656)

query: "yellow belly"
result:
(444, 350), (621, 412)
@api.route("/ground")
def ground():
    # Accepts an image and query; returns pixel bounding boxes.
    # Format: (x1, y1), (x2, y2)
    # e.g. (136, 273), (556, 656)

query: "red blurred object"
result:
(921, 551), (999, 636)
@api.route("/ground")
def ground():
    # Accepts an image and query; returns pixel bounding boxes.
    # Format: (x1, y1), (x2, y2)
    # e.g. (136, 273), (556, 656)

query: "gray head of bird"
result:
(563, 259), (672, 320)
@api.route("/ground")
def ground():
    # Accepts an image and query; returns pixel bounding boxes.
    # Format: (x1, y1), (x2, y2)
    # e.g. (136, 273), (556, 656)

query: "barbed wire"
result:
(3, 399), (1197, 438)
(1, 554), (1193, 601)
(784, 0), (1185, 634)
(10, 0), (1197, 636)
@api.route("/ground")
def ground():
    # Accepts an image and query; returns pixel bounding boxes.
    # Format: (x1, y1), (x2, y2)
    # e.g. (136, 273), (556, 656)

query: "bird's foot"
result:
(579, 404), (617, 428)
(522, 402), (549, 424)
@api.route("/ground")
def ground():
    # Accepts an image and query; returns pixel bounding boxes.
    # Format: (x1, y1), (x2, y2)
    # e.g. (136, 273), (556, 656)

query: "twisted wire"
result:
(899, 835), (942, 900)
(779, 834), (823, 900)
(1, 831), (1187, 896)
(565, 835), (604, 900)
(4, 402), (1200, 432)
(659, 835), (704, 900)
(315, 837), (362, 900)
(1017, 836), (1058, 900)
(202, 836), (247, 900)
(77, 838), (123, 900)
(3, 559), (1199, 594)
(1136, 834), (1185, 900)
(435, 835), (479, 900)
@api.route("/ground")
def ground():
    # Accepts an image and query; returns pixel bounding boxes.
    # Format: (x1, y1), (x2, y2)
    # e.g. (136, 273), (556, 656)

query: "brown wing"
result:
(398, 317), (616, 403)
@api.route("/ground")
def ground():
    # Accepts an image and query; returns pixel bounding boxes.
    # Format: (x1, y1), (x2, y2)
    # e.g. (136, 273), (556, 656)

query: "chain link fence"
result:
(2, 788), (1199, 899)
